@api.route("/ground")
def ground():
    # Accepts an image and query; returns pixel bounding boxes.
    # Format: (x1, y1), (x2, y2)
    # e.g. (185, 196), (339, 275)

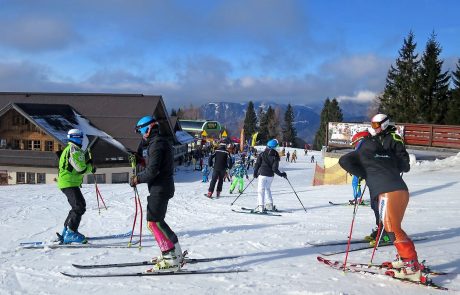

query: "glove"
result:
(253, 173), (258, 179)
(91, 166), (97, 174)
(352, 175), (362, 199)
(246, 175), (249, 180)
(86, 158), (93, 165)
(129, 175), (138, 187)
(280, 172), (287, 179)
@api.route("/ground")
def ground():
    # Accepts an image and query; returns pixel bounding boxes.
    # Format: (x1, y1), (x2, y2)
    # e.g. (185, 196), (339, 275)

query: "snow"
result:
(1, 148), (459, 294)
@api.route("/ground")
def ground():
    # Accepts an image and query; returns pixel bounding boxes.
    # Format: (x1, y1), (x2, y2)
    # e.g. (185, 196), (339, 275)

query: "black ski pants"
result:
(208, 169), (226, 193)
(62, 187), (86, 232)
(147, 194), (178, 245)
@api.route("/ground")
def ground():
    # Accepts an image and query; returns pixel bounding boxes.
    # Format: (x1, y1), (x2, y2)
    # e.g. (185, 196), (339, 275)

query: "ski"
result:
(231, 209), (282, 217)
(20, 240), (140, 250)
(317, 256), (448, 291)
(72, 255), (241, 269)
(319, 237), (428, 256)
(307, 239), (370, 247)
(20, 231), (133, 246)
(240, 207), (292, 213)
(61, 269), (247, 278)
(328, 200), (370, 206)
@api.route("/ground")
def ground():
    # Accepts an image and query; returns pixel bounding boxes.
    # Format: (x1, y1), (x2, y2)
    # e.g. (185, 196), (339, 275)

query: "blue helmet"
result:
(267, 139), (278, 149)
(135, 115), (157, 135)
(67, 129), (84, 145)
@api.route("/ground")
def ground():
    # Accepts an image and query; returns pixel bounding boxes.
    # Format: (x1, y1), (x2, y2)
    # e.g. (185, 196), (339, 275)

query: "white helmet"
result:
(67, 129), (84, 145)
(371, 114), (389, 133)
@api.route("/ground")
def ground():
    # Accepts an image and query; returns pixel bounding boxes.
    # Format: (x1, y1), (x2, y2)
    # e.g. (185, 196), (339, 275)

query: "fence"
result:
(404, 124), (460, 149)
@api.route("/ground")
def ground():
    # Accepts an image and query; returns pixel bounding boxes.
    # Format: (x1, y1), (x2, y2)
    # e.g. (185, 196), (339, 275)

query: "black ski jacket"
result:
(254, 148), (283, 177)
(208, 146), (232, 171)
(339, 126), (410, 199)
(137, 133), (175, 198)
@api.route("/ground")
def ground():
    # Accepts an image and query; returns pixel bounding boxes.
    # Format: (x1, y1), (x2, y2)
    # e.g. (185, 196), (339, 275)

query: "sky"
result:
(0, 0), (459, 110)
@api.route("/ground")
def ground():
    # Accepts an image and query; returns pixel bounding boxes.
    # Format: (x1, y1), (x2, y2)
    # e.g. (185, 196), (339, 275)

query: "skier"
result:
(291, 150), (297, 163)
(57, 129), (96, 244)
(202, 164), (210, 182)
(130, 115), (182, 271)
(339, 114), (423, 282)
(229, 159), (249, 194)
(310, 155), (315, 163)
(206, 140), (232, 198)
(286, 150), (290, 162)
(253, 139), (287, 212)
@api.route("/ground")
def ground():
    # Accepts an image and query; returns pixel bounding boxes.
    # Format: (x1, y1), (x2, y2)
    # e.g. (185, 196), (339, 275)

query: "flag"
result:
(240, 129), (245, 152)
(251, 132), (258, 147)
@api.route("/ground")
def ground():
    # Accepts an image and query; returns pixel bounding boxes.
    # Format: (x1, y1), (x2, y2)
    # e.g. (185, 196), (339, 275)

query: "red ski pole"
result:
(128, 193), (138, 247)
(343, 184), (367, 270)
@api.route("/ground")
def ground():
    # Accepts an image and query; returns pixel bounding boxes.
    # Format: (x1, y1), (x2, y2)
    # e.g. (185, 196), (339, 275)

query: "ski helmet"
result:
(371, 114), (389, 132)
(135, 115), (157, 135)
(351, 130), (370, 147)
(67, 129), (84, 145)
(267, 139), (279, 149)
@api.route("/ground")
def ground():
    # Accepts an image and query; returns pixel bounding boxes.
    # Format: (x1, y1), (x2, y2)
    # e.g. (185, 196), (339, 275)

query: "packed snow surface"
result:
(1, 149), (459, 294)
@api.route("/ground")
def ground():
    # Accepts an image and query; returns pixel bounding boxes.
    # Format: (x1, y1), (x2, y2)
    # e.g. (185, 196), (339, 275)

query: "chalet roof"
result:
(0, 92), (176, 151)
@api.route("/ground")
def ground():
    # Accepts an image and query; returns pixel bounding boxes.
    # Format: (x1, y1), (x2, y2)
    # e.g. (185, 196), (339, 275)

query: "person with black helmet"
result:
(339, 114), (424, 282)
(130, 115), (182, 272)
(57, 129), (96, 244)
(253, 139), (287, 212)
(206, 140), (232, 198)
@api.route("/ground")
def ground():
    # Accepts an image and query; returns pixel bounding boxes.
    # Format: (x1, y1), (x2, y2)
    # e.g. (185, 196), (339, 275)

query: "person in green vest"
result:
(57, 129), (96, 244)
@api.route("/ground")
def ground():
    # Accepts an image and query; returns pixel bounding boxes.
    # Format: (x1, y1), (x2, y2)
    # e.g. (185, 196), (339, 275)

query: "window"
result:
(26, 140), (41, 151)
(12, 139), (20, 149)
(112, 172), (129, 184)
(12, 116), (27, 126)
(45, 141), (54, 151)
(16, 172), (25, 184)
(87, 174), (106, 184)
(26, 172), (36, 184)
(37, 173), (46, 184)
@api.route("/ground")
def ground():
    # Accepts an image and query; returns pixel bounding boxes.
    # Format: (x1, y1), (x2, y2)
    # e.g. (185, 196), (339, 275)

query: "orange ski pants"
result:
(379, 190), (418, 260)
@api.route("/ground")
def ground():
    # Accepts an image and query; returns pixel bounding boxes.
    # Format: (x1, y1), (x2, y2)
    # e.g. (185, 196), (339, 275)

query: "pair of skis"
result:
(62, 253), (246, 278)
(317, 256), (449, 290)
(231, 207), (292, 217)
(308, 236), (427, 256)
(328, 200), (370, 206)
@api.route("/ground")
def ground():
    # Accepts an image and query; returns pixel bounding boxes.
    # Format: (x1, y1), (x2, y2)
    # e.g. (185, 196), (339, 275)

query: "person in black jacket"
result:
(206, 141), (232, 198)
(339, 114), (424, 282)
(130, 115), (182, 272)
(253, 139), (287, 212)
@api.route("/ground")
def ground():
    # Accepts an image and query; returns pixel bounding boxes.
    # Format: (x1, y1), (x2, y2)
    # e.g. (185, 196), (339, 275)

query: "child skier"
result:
(202, 164), (210, 182)
(229, 160), (249, 194)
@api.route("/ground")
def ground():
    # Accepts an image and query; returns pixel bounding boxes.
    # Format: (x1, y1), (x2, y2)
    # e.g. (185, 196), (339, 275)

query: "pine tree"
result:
(379, 31), (420, 123)
(445, 59), (460, 125)
(313, 98), (343, 150)
(176, 108), (184, 119)
(258, 108), (269, 144)
(170, 108), (177, 116)
(266, 106), (279, 140)
(418, 32), (451, 124)
(282, 104), (297, 147)
(243, 101), (258, 140)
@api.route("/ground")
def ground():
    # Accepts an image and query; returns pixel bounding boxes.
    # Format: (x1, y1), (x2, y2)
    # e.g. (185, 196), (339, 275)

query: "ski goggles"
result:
(135, 119), (157, 134)
(371, 117), (388, 129)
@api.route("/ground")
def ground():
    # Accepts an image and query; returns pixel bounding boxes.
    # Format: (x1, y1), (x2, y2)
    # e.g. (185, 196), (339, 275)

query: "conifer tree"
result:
(418, 32), (450, 124)
(243, 101), (258, 139)
(170, 108), (177, 116)
(445, 59), (460, 125)
(313, 98), (343, 150)
(379, 31), (420, 123)
(282, 104), (297, 147)
(257, 108), (269, 144)
(266, 106), (279, 140)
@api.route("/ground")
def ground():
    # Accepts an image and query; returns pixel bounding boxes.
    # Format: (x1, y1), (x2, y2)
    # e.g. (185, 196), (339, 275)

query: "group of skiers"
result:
(55, 112), (424, 282)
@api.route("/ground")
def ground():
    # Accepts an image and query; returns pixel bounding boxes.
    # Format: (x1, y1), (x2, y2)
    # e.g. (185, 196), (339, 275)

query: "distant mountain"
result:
(199, 100), (370, 144)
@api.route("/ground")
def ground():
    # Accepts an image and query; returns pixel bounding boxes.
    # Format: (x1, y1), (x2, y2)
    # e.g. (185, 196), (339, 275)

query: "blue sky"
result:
(0, 0), (458, 109)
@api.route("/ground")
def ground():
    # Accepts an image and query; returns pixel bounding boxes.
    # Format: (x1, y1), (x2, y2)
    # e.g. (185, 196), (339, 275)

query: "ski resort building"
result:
(0, 92), (188, 185)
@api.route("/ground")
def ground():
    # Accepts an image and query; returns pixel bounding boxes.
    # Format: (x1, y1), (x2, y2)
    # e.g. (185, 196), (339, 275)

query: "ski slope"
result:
(1, 148), (459, 294)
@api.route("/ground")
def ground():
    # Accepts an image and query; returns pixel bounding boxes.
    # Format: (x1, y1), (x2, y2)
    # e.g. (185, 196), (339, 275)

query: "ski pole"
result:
(88, 149), (107, 214)
(343, 184), (367, 270)
(370, 198), (386, 264)
(285, 177), (307, 214)
(230, 177), (255, 206)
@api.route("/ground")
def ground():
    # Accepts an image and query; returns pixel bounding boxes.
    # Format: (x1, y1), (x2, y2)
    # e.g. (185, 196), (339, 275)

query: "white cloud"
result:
(337, 90), (378, 102)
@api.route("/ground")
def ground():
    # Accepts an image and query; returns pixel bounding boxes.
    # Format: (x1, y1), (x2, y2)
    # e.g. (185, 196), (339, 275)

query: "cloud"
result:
(0, 16), (81, 52)
(337, 90), (378, 103)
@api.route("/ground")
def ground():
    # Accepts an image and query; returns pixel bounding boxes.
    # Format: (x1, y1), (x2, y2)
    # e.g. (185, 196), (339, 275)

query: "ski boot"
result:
(265, 203), (277, 212)
(369, 231), (391, 247)
(364, 227), (378, 242)
(56, 227), (67, 243)
(216, 191), (221, 198)
(206, 191), (213, 198)
(384, 259), (426, 282)
(253, 205), (266, 213)
(63, 228), (87, 244)
(147, 249), (180, 272)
